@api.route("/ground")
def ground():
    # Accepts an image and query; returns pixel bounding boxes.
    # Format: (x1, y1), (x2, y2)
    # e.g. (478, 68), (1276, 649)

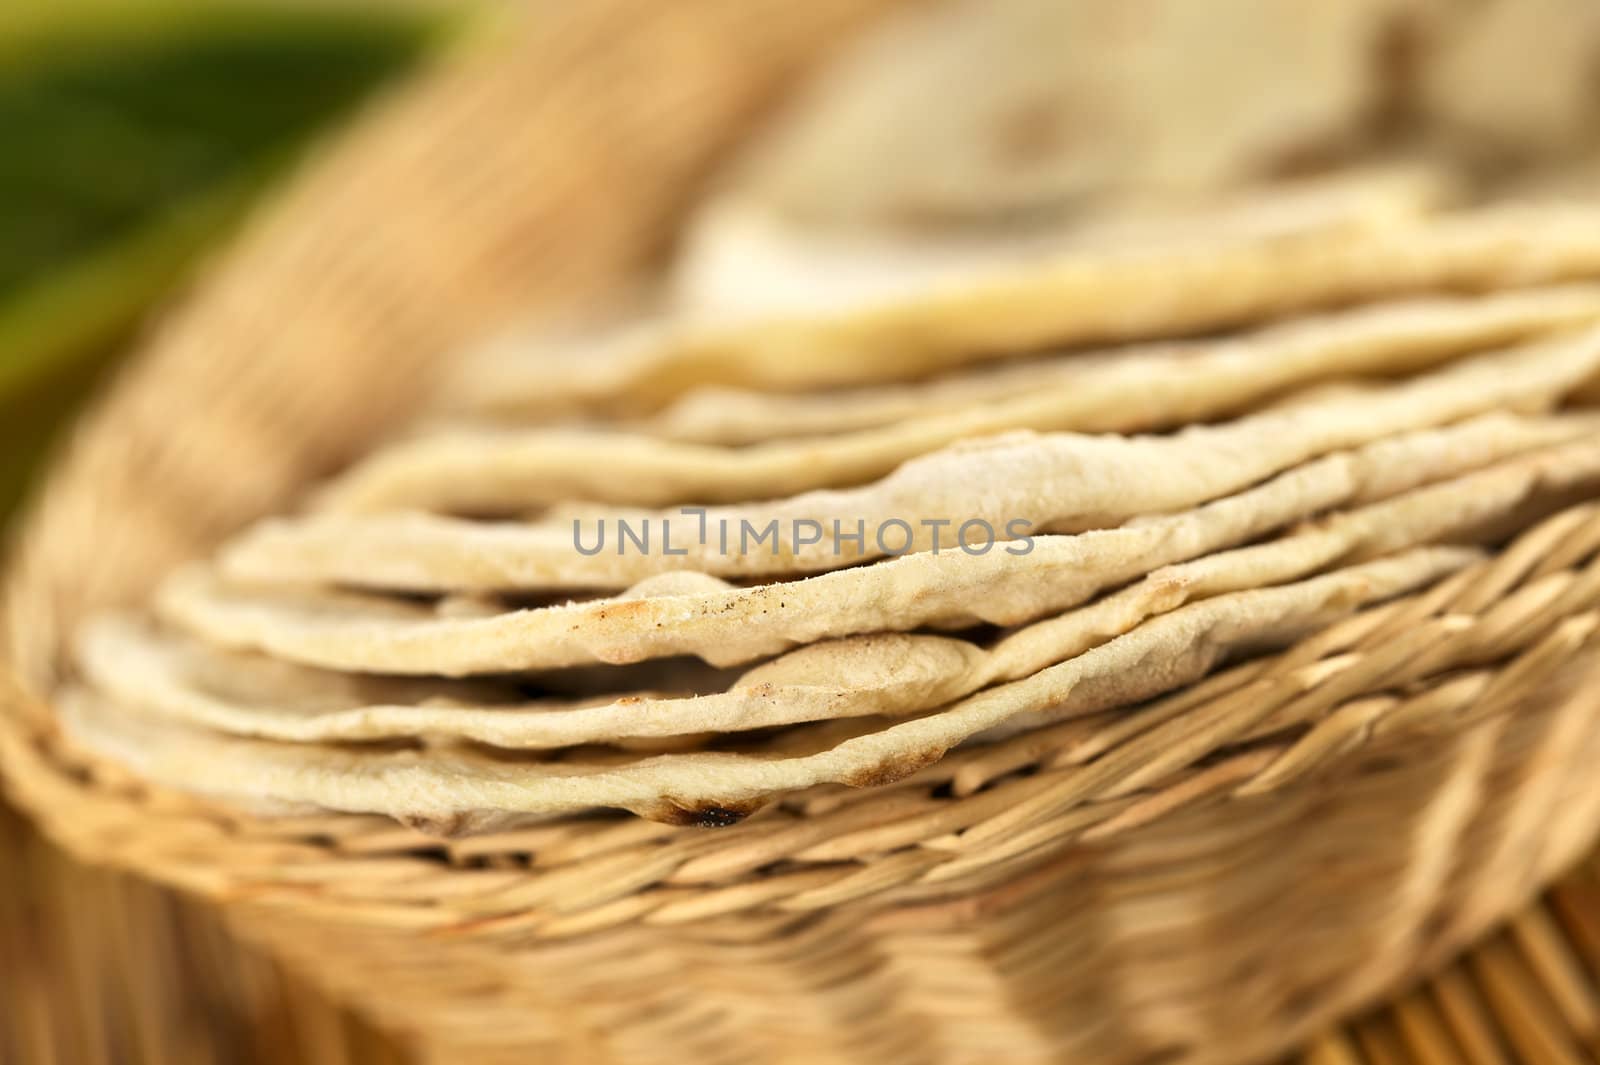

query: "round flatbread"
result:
(63, 549), (1471, 827)
(89, 433), (1600, 746)
(169, 413), (1598, 675)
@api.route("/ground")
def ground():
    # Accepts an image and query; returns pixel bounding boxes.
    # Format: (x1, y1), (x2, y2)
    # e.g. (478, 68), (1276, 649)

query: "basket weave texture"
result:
(6, 2), (1600, 1064)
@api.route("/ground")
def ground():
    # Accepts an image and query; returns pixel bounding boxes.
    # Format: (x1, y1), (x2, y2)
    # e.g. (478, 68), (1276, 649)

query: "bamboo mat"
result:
(1300, 853), (1600, 1065)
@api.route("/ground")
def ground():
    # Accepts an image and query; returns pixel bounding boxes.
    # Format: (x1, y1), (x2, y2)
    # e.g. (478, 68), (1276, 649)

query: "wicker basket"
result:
(7, 2), (1600, 1063)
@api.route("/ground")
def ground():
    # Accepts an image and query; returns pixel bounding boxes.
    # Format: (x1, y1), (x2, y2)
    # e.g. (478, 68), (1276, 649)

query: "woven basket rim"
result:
(5, 497), (1600, 940)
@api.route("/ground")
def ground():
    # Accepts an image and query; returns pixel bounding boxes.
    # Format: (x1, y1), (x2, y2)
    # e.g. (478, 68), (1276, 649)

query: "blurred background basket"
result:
(8, 2), (1600, 1063)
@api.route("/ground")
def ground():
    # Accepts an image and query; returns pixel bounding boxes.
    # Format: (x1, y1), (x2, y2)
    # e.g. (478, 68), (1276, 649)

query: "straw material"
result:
(12, 493), (1600, 1061)
(11, 796), (1600, 1065)
(8, 2), (1600, 1065)
(9, 512), (1600, 1063)
(0, 798), (402, 1065)
(12, 788), (1600, 1065)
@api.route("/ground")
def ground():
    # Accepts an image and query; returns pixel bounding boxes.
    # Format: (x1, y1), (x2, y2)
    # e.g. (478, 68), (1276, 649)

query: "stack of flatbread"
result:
(54, 0), (1600, 837)
(57, 175), (1600, 834)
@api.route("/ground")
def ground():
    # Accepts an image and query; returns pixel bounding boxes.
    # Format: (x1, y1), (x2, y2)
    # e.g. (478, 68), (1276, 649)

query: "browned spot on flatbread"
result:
(991, 97), (1069, 168)
(844, 744), (946, 790)
(397, 811), (476, 838)
(644, 796), (767, 828)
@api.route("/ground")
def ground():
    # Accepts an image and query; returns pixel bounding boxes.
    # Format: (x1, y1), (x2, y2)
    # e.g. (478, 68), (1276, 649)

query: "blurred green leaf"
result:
(0, 2), (449, 522)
